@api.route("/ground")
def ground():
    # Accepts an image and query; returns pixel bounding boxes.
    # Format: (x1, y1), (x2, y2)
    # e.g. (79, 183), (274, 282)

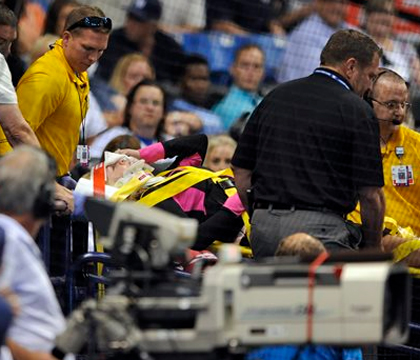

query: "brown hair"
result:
(320, 29), (382, 68)
(64, 5), (110, 34)
(100, 135), (141, 161)
(44, 0), (80, 35)
(0, 3), (17, 28)
(233, 43), (265, 64)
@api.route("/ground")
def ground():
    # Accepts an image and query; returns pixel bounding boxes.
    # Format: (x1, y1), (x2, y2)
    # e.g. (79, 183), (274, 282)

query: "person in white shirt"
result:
(0, 146), (66, 360)
(0, 4), (40, 150)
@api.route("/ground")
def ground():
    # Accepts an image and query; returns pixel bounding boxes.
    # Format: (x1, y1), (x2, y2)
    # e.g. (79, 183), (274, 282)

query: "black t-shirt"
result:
(96, 28), (185, 83)
(207, 0), (286, 33)
(232, 69), (384, 214)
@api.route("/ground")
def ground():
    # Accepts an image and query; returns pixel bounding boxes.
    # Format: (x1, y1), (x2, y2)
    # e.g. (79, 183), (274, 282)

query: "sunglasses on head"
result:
(67, 16), (112, 32)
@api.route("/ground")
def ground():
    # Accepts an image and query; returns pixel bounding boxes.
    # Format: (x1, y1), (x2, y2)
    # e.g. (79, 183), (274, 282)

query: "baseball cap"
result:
(127, 0), (162, 22)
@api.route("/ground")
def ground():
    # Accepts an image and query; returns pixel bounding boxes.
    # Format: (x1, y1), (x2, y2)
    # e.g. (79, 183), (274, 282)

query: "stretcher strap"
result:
(408, 266), (420, 276)
(138, 166), (234, 207)
(139, 166), (252, 240)
(95, 241), (106, 298)
(110, 173), (154, 202)
(387, 220), (419, 277)
(92, 163), (106, 198)
(394, 239), (420, 263)
(210, 241), (253, 258)
(241, 211), (251, 240)
(307, 252), (330, 343)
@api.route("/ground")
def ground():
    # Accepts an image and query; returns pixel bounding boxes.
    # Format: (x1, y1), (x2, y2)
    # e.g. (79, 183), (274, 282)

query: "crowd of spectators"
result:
(8, 0), (420, 136)
(0, 0), (420, 358)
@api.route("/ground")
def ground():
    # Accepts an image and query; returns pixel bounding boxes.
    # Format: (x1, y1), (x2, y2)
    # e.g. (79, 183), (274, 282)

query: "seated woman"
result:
(76, 134), (247, 251)
(89, 80), (170, 160)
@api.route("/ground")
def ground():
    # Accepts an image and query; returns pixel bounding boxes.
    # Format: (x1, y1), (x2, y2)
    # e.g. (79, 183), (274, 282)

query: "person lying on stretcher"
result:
(75, 134), (249, 252)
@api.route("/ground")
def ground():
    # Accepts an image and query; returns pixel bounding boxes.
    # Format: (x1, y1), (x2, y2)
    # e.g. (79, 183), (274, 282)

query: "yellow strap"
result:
(384, 217), (401, 236)
(211, 241), (253, 258)
(112, 166), (252, 250)
(139, 166), (252, 238)
(95, 242), (106, 299)
(393, 239), (420, 263)
(408, 267), (420, 277)
(241, 211), (251, 240)
(110, 174), (154, 202)
(138, 166), (234, 207)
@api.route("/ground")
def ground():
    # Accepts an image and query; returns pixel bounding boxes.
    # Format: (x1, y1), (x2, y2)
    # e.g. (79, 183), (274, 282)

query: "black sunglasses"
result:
(67, 16), (112, 32)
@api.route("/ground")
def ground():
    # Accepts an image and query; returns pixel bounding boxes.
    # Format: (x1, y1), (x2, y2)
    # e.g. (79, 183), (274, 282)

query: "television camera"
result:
(54, 199), (411, 359)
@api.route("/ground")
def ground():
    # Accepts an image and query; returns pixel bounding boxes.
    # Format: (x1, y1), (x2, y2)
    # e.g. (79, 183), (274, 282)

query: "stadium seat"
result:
(179, 31), (286, 85)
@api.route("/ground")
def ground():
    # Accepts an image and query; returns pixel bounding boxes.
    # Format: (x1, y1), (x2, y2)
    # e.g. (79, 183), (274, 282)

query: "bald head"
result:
(275, 232), (326, 257)
(370, 68), (407, 99)
(368, 68), (410, 133)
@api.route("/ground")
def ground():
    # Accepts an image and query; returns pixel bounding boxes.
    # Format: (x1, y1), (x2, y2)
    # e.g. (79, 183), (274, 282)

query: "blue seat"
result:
(179, 31), (286, 84)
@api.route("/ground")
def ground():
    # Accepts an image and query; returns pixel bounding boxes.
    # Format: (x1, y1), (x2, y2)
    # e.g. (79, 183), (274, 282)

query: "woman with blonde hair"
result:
(204, 134), (237, 172)
(110, 53), (156, 96)
(100, 54), (156, 128)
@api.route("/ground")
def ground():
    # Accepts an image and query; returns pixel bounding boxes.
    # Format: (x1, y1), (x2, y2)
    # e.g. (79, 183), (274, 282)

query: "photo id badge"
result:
(392, 165), (414, 187)
(77, 144), (90, 167)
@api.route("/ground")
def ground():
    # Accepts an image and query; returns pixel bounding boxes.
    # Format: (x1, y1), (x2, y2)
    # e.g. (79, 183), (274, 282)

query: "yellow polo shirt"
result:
(348, 125), (420, 235)
(381, 125), (420, 235)
(0, 39), (89, 176)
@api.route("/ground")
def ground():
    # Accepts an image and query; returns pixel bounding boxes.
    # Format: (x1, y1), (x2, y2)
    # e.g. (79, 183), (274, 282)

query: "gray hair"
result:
(0, 146), (56, 216)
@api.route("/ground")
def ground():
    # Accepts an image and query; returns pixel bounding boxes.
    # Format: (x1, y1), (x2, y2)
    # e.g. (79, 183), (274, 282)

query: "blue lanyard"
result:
(314, 69), (351, 91)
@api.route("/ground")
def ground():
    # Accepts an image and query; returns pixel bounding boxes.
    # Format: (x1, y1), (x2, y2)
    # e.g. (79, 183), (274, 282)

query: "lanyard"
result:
(314, 69), (351, 91)
(75, 77), (87, 145)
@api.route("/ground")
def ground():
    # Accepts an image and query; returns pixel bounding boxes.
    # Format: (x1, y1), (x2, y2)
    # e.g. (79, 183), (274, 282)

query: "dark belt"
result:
(253, 201), (345, 217)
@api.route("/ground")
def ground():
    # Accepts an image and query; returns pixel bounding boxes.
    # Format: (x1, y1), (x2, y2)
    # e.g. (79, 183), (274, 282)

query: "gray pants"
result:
(250, 208), (362, 260)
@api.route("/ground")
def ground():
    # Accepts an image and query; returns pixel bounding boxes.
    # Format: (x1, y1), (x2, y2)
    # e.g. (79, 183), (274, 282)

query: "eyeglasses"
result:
(66, 16), (112, 32)
(369, 98), (412, 111)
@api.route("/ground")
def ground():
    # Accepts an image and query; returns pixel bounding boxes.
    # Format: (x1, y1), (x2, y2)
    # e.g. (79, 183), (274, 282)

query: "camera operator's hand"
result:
(54, 183), (73, 216)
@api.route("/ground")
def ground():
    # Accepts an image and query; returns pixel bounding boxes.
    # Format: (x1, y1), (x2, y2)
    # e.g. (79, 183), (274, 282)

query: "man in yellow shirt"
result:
(0, 5), (111, 179)
(8, 5), (112, 276)
(365, 68), (420, 235)
(349, 68), (420, 267)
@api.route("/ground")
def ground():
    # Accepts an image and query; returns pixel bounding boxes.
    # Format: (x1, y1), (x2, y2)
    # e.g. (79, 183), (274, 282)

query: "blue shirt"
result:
(212, 85), (263, 130)
(247, 345), (363, 360)
(276, 14), (348, 83)
(171, 98), (224, 135)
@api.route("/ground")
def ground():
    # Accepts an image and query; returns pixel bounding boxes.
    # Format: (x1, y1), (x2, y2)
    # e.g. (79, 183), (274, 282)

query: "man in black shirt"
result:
(207, 0), (286, 34)
(95, 0), (185, 84)
(232, 29), (385, 259)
